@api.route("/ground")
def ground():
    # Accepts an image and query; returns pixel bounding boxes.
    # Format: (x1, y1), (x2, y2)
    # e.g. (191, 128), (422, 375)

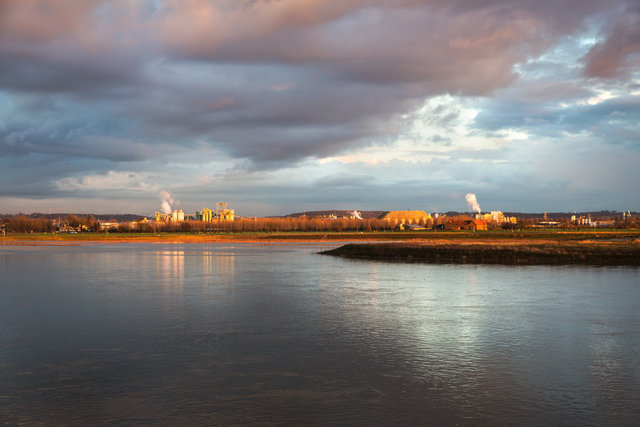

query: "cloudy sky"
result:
(1, 0), (639, 216)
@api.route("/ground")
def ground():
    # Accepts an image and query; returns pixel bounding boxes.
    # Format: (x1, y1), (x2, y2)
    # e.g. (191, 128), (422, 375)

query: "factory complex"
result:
(143, 203), (632, 231)
(155, 203), (236, 223)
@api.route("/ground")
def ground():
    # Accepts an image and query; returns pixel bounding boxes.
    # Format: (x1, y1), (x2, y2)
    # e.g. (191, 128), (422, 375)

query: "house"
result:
(401, 223), (427, 231)
(444, 218), (487, 231)
(466, 219), (487, 231)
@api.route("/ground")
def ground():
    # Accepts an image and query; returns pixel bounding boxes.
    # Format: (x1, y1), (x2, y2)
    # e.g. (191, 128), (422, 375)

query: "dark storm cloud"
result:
(583, 3), (640, 79)
(0, 153), (101, 197)
(0, 0), (146, 95)
(475, 95), (640, 145)
(1, 0), (634, 168)
(0, 94), (163, 162)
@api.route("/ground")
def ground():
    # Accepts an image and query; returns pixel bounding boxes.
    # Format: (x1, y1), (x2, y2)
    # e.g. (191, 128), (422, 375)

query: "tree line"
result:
(1, 215), (100, 233)
(115, 217), (399, 233)
(2, 214), (638, 234)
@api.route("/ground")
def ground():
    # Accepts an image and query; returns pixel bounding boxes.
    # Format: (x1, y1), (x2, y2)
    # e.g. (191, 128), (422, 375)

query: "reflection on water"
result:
(156, 250), (185, 297)
(0, 243), (639, 425)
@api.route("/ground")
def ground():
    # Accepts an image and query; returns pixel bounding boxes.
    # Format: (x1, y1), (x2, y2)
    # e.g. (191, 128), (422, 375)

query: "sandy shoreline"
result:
(0, 239), (354, 247)
(0, 233), (392, 246)
(2, 230), (639, 249)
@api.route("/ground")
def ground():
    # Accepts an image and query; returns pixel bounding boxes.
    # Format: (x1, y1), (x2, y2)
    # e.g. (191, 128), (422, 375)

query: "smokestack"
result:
(159, 190), (174, 214)
(465, 193), (481, 214)
(350, 210), (363, 220)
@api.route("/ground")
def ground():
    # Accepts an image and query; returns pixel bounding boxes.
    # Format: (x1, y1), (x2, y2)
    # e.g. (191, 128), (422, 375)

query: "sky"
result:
(1, 0), (639, 216)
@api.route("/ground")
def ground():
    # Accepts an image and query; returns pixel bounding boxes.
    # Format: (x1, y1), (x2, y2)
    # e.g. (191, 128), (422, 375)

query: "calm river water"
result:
(1, 243), (639, 425)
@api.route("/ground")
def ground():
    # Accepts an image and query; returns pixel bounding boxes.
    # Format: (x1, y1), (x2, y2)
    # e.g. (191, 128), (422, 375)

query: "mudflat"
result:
(321, 236), (640, 266)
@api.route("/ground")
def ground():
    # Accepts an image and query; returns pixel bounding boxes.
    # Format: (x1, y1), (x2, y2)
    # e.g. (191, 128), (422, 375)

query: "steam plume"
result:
(350, 210), (363, 220)
(159, 190), (174, 214)
(465, 193), (481, 213)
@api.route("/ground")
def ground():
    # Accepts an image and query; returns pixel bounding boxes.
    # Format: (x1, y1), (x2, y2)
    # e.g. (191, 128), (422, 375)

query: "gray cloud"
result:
(583, 4), (640, 78)
(1, 0), (639, 213)
(2, 1), (631, 164)
(475, 94), (640, 146)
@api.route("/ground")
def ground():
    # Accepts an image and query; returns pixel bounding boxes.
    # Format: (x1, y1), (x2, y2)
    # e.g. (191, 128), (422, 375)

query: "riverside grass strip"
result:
(320, 243), (640, 266)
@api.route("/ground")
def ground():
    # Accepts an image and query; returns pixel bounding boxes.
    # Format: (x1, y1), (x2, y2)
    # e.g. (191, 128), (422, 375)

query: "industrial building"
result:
(155, 203), (234, 223)
(215, 203), (235, 221)
(195, 208), (214, 222)
(155, 210), (184, 223)
(475, 211), (517, 224)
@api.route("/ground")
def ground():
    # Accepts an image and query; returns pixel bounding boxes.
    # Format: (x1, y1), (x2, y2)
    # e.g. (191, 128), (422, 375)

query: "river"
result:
(1, 243), (639, 425)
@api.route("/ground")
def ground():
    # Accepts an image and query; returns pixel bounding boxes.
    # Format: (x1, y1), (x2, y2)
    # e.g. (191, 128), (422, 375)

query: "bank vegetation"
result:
(321, 241), (640, 266)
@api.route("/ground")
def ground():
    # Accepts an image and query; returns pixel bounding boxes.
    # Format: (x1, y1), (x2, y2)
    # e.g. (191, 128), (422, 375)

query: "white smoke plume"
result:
(350, 210), (363, 220)
(159, 190), (174, 214)
(465, 193), (481, 213)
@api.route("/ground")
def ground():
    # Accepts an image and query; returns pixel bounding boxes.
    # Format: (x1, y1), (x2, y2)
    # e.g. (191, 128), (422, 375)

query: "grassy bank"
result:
(320, 241), (640, 266)
(2, 229), (640, 247)
(0, 231), (446, 244)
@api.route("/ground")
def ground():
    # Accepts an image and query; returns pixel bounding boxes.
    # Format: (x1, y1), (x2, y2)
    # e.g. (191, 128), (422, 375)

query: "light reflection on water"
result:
(1, 243), (639, 425)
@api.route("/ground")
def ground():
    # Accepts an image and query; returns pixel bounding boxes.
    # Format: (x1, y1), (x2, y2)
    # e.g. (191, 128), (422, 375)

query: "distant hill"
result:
(0, 213), (145, 222)
(502, 211), (637, 219)
(284, 210), (639, 220)
(281, 210), (388, 219)
(443, 211), (637, 219)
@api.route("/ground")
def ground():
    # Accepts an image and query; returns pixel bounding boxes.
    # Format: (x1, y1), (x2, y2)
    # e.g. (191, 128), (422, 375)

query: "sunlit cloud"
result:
(319, 95), (524, 165)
